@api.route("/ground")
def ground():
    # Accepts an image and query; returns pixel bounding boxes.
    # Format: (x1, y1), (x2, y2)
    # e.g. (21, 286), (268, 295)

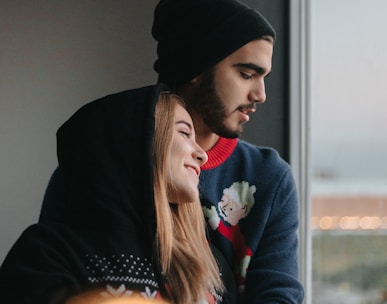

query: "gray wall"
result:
(241, 0), (289, 160)
(0, 0), (158, 263)
(0, 1), (289, 264)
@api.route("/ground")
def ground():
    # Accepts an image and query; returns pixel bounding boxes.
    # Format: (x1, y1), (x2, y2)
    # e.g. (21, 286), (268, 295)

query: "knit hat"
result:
(152, 0), (276, 87)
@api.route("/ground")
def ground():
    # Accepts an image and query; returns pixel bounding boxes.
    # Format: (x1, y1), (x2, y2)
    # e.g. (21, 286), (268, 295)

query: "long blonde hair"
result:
(152, 92), (223, 303)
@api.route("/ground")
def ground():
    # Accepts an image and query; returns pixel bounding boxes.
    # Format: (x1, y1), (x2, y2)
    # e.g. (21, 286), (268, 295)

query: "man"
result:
(40, 0), (304, 302)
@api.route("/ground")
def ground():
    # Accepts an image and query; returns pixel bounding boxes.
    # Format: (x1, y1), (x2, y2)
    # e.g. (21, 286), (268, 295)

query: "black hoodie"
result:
(0, 84), (235, 303)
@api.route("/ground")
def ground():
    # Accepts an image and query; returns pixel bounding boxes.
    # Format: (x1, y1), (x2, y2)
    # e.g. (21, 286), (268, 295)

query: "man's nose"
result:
(249, 80), (266, 104)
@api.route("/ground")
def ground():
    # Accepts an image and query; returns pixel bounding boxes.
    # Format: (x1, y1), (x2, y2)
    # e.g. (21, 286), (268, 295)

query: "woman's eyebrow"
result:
(176, 120), (193, 130)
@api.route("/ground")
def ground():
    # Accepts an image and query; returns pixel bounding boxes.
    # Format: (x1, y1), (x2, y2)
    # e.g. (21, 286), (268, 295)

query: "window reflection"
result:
(310, 0), (387, 303)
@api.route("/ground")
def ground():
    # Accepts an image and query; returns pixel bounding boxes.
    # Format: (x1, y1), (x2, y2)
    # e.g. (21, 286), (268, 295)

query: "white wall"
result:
(0, 0), (158, 263)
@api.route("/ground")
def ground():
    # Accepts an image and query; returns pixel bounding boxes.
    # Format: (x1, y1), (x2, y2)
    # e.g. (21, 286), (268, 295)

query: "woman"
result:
(0, 85), (235, 303)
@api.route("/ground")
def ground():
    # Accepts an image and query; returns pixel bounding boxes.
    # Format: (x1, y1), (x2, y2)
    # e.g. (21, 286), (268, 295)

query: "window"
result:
(291, 1), (387, 303)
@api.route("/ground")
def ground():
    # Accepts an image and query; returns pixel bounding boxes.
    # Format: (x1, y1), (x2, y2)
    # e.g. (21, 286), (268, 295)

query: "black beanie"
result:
(152, 0), (276, 88)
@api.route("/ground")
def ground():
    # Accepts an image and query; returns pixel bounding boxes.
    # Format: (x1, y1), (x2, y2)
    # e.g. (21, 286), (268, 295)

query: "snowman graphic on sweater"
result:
(203, 181), (256, 293)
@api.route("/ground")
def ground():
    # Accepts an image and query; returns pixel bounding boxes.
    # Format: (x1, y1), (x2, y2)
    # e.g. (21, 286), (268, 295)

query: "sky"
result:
(310, 0), (387, 182)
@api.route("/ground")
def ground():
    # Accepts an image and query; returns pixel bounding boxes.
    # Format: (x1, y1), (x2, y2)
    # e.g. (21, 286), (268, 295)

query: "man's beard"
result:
(185, 69), (242, 138)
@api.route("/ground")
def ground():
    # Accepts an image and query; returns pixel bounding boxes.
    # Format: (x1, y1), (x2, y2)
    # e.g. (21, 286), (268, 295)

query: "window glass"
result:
(310, 1), (387, 303)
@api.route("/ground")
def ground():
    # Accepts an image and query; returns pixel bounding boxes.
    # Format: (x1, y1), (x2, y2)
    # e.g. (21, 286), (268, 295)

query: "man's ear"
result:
(189, 74), (203, 87)
(177, 74), (203, 96)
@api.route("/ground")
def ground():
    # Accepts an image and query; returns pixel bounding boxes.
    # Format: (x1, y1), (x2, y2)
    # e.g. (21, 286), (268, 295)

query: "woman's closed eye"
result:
(176, 120), (193, 138)
(179, 130), (191, 138)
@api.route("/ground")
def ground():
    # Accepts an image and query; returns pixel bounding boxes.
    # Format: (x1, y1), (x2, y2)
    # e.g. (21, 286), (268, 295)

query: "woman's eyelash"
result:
(180, 130), (191, 137)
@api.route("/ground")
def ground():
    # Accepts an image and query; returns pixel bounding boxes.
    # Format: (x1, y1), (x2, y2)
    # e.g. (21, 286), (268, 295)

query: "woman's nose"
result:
(193, 145), (208, 166)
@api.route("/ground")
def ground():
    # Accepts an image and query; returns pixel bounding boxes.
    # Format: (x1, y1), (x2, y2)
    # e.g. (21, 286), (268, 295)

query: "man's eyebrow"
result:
(233, 63), (271, 76)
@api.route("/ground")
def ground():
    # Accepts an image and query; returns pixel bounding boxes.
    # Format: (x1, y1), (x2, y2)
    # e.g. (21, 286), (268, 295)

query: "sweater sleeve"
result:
(244, 167), (304, 304)
(0, 225), (82, 304)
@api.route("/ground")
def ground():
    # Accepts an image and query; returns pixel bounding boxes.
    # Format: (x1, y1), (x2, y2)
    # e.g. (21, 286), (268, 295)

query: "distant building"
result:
(312, 195), (387, 230)
(311, 180), (387, 231)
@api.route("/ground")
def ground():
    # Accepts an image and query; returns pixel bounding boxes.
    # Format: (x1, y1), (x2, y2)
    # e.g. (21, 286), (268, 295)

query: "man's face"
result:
(186, 38), (273, 138)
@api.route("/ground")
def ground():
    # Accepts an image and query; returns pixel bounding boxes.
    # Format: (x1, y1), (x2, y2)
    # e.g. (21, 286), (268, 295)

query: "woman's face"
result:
(167, 104), (208, 203)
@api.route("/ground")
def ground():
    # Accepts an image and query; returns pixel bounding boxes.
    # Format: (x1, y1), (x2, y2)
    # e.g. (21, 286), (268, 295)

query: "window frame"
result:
(289, 0), (312, 303)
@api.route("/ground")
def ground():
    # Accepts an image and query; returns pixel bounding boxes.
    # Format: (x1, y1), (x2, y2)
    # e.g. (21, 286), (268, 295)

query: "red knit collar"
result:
(201, 137), (238, 170)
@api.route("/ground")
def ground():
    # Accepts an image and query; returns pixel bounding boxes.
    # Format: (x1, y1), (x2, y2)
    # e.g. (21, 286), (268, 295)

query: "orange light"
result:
(319, 216), (334, 230)
(339, 216), (360, 230)
(312, 216), (387, 230)
(359, 216), (382, 230)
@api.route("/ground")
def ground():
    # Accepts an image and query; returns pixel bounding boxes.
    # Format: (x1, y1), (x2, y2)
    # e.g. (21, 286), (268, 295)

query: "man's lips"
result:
(237, 103), (256, 114)
(237, 104), (256, 122)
